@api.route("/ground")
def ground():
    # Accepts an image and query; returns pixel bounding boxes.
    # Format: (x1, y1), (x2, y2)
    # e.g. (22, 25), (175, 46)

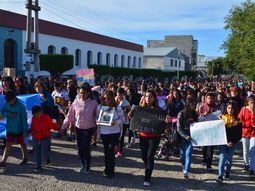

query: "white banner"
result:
(190, 120), (227, 146)
(198, 110), (222, 122)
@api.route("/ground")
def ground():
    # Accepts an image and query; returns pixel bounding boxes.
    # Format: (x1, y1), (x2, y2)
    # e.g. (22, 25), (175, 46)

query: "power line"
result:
(40, 0), (126, 39)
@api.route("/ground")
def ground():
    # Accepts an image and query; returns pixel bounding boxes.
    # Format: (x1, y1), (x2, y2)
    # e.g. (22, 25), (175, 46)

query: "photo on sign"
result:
(97, 106), (115, 126)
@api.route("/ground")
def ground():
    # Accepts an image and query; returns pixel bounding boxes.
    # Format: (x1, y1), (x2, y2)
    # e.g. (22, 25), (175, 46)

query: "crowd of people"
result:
(0, 75), (255, 187)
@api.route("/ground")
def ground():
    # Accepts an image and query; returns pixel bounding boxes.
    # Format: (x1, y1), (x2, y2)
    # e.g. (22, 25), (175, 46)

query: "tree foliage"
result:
(39, 54), (73, 76)
(222, 0), (255, 81)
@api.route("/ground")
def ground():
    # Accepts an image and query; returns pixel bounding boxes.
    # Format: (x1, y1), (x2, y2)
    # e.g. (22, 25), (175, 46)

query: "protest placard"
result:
(97, 106), (115, 126)
(130, 105), (166, 134)
(198, 110), (221, 122)
(76, 68), (95, 86)
(190, 120), (227, 146)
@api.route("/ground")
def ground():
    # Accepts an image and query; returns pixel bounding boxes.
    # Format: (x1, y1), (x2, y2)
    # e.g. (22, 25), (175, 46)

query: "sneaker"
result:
(116, 152), (122, 158)
(143, 181), (151, 187)
(34, 166), (42, 173)
(184, 172), (189, 179)
(19, 158), (28, 165)
(216, 175), (223, 183)
(224, 172), (230, 180)
(249, 170), (255, 177)
(126, 143), (132, 148)
(79, 165), (85, 173)
(242, 165), (249, 172)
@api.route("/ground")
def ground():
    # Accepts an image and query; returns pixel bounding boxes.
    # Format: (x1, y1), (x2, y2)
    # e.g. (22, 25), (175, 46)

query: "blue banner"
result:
(0, 94), (41, 140)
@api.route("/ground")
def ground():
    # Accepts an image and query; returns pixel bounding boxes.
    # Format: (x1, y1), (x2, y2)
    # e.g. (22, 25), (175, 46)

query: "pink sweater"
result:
(61, 98), (97, 130)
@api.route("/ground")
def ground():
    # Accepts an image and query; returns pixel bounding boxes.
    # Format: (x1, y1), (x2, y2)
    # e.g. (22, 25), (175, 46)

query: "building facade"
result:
(143, 47), (185, 71)
(147, 35), (198, 71)
(0, 9), (143, 77)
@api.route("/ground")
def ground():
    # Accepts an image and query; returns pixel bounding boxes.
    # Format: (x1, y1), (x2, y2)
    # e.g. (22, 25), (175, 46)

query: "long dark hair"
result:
(183, 98), (198, 121)
(223, 101), (239, 120)
(139, 89), (159, 108)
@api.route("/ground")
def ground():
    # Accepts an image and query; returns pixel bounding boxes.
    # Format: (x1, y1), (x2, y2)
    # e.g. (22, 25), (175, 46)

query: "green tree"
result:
(207, 57), (228, 76)
(39, 54), (73, 76)
(222, 0), (255, 80)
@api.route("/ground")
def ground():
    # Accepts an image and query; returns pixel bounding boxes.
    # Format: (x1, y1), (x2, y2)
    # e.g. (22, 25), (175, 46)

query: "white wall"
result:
(22, 32), (143, 76)
(164, 57), (185, 71)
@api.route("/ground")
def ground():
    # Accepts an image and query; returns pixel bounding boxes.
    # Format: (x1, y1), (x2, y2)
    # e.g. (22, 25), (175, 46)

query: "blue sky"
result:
(0, 0), (248, 56)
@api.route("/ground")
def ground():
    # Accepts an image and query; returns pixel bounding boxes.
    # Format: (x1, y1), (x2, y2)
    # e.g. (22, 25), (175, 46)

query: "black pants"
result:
(75, 127), (94, 170)
(202, 146), (214, 167)
(101, 133), (120, 175)
(140, 135), (160, 182)
(119, 124), (129, 153)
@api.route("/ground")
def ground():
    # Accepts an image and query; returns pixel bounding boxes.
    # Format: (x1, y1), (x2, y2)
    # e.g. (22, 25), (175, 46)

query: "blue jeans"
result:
(242, 137), (255, 170)
(179, 138), (193, 173)
(33, 138), (50, 166)
(218, 144), (237, 176)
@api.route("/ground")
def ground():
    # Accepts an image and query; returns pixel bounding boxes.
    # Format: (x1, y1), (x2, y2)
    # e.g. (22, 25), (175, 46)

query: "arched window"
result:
(48, 45), (56, 54)
(61, 47), (68, 55)
(106, 53), (110, 66)
(87, 50), (92, 65)
(75, 49), (81, 66)
(114, 54), (118, 67)
(4, 39), (17, 68)
(127, 56), (131, 68)
(121, 55), (125, 67)
(97, 52), (102, 65)
(133, 57), (137, 68)
(138, 57), (142, 68)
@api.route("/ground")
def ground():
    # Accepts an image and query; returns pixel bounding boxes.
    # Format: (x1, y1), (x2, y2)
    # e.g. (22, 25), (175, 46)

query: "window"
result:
(4, 39), (17, 68)
(87, 50), (92, 65)
(127, 56), (131, 68)
(97, 52), (102, 65)
(61, 47), (68, 55)
(48, 45), (56, 54)
(170, 59), (173, 67)
(175, 60), (177, 67)
(75, 49), (81, 66)
(106, 53), (110, 66)
(138, 57), (141, 68)
(133, 57), (136, 68)
(121, 55), (125, 67)
(114, 54), (118, 67)
(179, 60), (181, 67)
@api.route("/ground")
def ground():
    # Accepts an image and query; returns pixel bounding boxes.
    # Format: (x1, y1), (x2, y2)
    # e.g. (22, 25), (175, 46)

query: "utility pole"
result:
(24, 0), (41, 79)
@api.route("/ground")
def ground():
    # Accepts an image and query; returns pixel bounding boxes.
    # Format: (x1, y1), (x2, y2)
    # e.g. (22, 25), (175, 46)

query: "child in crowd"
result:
(0, 90), (28, 171)
(216, 101), (242, 183)
(30, 105), (58, 172)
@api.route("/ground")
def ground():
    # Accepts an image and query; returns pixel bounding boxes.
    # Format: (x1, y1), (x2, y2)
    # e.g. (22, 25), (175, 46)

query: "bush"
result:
(39, 54), (73, 76)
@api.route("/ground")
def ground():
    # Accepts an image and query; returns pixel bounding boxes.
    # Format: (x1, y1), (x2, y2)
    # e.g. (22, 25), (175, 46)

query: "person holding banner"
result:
(0, 91), (28, 171)
(177, 98), (198, 179)
(97, 90), (124, 178)
(238, 95), (255, 177)
(198, 92), (219, 171)
(61, 83), (97, 173)
(216, 102), (242, 183)
(129, 90), (164, 187)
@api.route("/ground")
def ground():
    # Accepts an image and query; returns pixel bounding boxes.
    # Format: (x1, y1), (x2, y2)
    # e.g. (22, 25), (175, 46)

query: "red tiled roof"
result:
(0, 9), (143, 52)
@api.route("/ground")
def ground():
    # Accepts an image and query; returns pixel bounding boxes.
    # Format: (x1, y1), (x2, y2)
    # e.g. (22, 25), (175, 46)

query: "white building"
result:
(143, 47), (185, 71)
(0, 9), (143, 77)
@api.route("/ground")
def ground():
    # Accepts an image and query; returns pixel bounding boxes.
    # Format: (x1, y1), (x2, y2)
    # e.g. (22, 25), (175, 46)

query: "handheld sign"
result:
(190, 120), (227, 146)
(130, 105), (166, 134)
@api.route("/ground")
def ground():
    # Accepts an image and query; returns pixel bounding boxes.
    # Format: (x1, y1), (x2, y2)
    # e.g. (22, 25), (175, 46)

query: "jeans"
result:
(140, 135), (160, 182)
(33, 138), (50, 166)
(179, 138), (193, 173)
(242, 137), (255, 170)
(101, 133), (120, 175)
(119, 124), (129, 153)
(202, 146), (214, 167)
(76, 127), (94, 170)
(218, 144), (237, 176)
